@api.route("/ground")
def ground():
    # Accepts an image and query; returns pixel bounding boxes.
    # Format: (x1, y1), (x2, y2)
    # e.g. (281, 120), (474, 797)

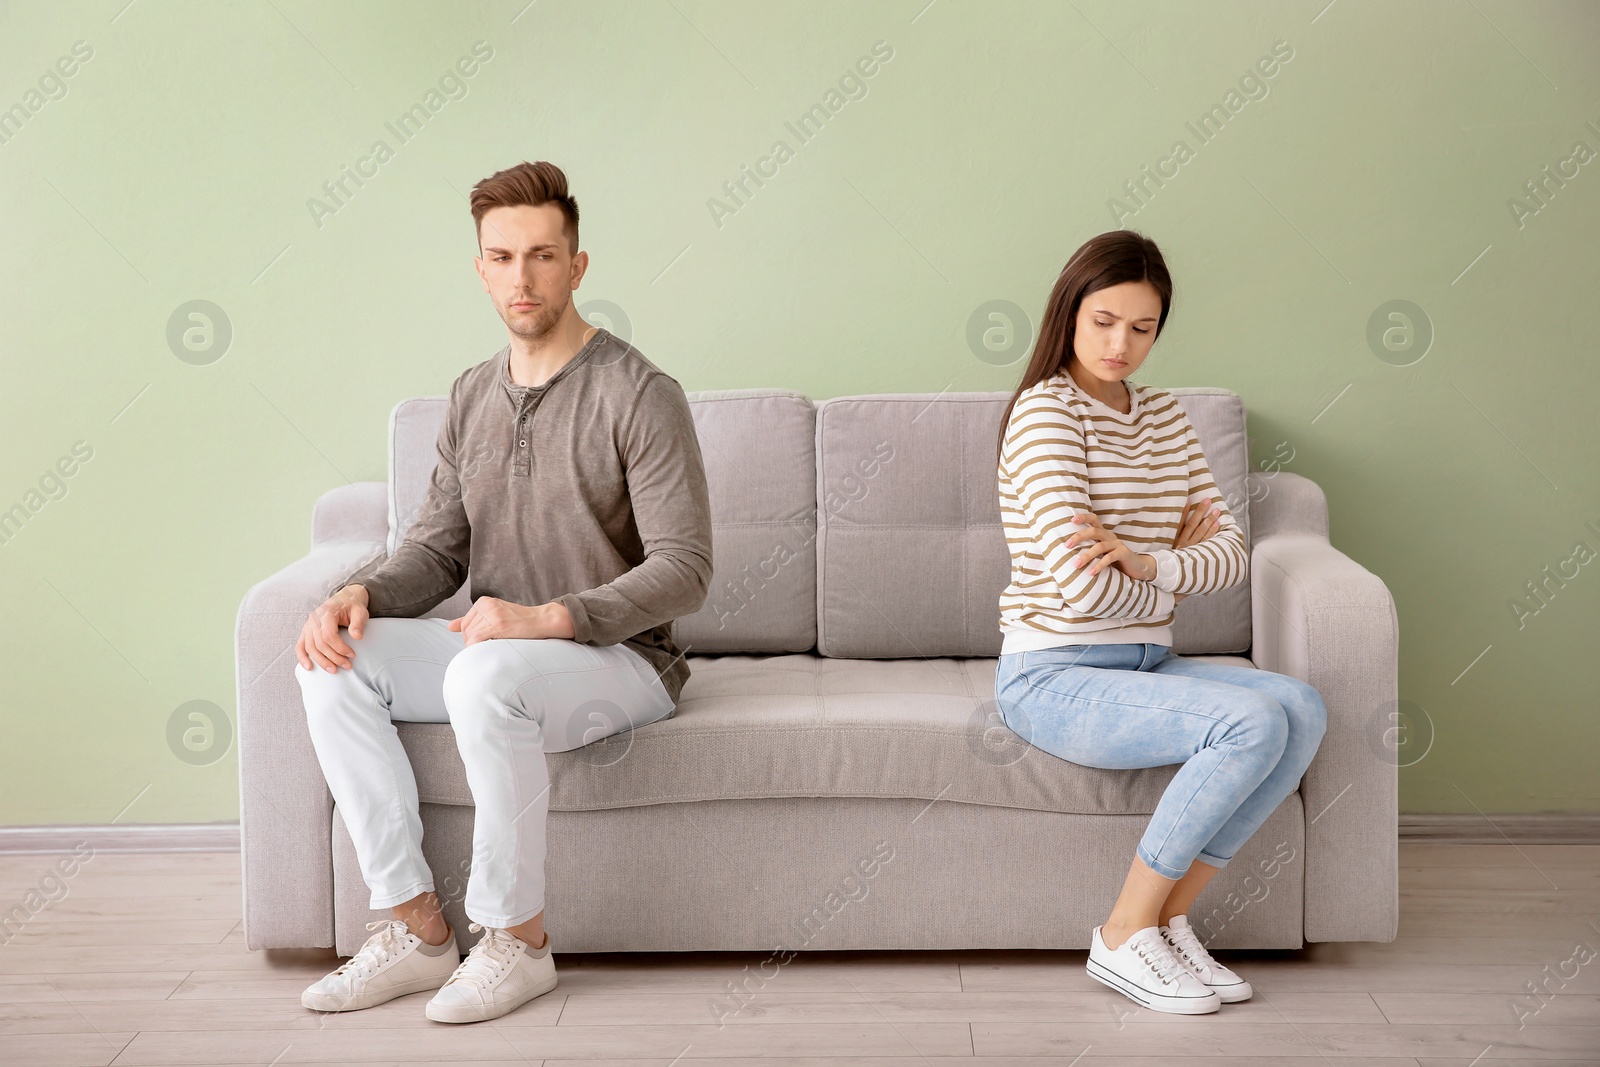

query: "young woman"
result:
(993, 230), (1327, 1016)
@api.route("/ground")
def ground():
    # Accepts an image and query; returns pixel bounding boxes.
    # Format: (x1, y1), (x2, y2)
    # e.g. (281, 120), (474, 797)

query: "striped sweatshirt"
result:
(997, 369), (1248, 653)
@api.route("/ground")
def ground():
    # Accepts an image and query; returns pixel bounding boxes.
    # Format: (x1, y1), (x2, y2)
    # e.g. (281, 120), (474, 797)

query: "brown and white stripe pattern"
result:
(996, 373), (1247, 653)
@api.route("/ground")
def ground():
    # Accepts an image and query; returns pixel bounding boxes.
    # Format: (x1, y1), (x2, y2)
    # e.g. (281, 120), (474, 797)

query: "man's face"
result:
(474, 203), (587, 342)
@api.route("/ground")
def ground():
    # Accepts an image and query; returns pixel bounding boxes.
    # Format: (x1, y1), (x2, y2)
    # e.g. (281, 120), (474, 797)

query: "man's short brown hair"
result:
(470, 160), (579, 254)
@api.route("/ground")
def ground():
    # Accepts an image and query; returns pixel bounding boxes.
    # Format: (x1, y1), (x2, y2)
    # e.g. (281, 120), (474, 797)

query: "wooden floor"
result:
(2, 844), (1597, 1065)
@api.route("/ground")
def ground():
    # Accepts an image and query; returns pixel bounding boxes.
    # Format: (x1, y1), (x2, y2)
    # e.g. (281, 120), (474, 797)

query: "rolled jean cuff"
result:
(1136, 842), (1192, 881)
(1195, 850), (1231, 869)
(369, 880), (435, 911)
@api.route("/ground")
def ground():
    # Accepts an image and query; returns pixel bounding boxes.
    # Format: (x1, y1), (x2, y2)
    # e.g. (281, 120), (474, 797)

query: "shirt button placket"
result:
(514, 397), (529, 477)
(515, 394), (538, 477)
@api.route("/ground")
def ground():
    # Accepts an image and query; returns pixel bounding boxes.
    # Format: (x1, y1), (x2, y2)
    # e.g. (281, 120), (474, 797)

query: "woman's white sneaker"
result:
(1087, 924), (1221, 1015)
(1160, 914), (1253, 1002)
(424, 923), (558, 1023)
(301, 919), (459, 1012)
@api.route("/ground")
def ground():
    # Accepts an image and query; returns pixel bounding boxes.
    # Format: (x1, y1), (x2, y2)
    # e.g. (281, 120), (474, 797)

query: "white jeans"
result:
(294, 617), (675, 927)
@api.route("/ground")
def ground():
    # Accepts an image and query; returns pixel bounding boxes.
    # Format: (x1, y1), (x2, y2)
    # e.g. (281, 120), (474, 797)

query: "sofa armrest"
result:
(312, 481), (389, 548)
(236, 538), (385, 949)
(1250, 469), (1329, 540)
(1250, 474), (1398, 943)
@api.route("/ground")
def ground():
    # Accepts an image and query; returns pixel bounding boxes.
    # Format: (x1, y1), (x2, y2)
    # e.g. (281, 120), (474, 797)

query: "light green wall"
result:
(2, 1), (1595, 824)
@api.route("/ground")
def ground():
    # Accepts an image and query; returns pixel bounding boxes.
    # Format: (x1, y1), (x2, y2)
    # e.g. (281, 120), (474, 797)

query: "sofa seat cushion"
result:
(394, 652), (1261, 815)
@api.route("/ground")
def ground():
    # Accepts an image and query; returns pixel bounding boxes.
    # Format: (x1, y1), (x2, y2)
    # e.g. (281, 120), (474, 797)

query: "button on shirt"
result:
(328, 327), (714, 704)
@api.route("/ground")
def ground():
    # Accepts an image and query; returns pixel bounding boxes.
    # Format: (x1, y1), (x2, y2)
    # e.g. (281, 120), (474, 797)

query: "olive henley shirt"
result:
(327, 327), (713, 704)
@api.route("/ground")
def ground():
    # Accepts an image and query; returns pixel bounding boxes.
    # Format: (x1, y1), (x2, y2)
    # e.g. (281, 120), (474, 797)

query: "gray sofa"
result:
(236, 387), (1398, 955)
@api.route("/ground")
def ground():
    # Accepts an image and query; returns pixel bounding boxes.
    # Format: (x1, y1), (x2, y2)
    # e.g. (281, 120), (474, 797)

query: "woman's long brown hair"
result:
(994, 229), (1175, 465)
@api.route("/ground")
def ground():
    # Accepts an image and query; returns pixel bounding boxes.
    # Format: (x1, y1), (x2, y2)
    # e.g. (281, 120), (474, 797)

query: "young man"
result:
(293, 160), (713, 1023)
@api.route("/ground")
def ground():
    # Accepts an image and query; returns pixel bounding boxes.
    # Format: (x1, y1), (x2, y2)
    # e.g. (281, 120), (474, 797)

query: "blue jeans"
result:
(994, 643), (1327, 880)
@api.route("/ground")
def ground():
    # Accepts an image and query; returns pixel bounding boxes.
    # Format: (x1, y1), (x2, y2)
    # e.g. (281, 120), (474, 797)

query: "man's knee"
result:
(295, 628), (387, 728)
(294, 618), (383, 684)
(296, 659), (363, 736)
(441, 640), (551, 728)
(295, 655), (350, 696)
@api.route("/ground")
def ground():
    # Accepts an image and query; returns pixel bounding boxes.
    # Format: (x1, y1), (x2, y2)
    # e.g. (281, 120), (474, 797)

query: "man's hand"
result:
(297, 585), (370, 673)
(448, 597), (576, 646)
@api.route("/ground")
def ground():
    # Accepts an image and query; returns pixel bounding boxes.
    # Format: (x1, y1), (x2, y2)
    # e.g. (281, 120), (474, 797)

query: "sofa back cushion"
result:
(387, 397), (474, 621)
(813, 388), (1253, 658)
(387, 389), (819, 650)
(672, 390), (818, 653)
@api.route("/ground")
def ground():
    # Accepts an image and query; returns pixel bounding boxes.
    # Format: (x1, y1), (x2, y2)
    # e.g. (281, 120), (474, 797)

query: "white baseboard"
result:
(0, 815), (1595, 853)
(1398, 813), (1600, 844)
(0, 823), (240, 853)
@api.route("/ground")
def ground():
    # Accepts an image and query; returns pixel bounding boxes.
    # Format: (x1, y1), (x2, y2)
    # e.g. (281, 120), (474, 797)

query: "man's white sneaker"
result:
(424, 923), (558, 1023)
(301, 919), (459, 1012)
(1087, 924), (1221, 1015)
(1160, 914), (1253, 1002)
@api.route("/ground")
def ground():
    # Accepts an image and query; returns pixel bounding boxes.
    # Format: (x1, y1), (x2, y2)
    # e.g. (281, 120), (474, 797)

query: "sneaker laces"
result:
(331, 919), (411, 981)
(1164, 921), (1220, 978)
(448, 923), (519, 990)
(1126, 928), (1188, 986)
